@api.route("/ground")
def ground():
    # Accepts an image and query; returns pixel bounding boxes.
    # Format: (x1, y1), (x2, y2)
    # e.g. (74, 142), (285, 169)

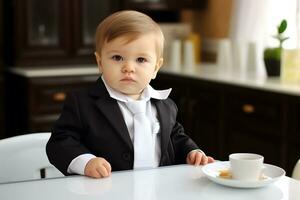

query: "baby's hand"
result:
(84, 157), (112, 178)
(186, 151), (214, 166)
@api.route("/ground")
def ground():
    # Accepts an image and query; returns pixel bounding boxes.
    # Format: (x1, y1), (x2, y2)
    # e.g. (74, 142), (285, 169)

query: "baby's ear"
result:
(152, 58), (163, 79)
(94, 52), (103, 73)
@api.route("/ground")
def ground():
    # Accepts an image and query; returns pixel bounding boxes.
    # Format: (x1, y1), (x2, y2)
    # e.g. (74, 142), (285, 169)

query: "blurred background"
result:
(0, 0), (300, 176)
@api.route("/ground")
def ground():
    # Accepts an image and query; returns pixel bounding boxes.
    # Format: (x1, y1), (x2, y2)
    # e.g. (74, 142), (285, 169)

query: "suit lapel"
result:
(153, 100), (172, 158)
(89, 78), (133, 151)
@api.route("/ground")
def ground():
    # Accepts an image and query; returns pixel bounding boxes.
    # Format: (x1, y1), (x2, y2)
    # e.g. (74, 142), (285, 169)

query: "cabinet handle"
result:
(242, 104), (255, 114)
(52, 92), (66, 102)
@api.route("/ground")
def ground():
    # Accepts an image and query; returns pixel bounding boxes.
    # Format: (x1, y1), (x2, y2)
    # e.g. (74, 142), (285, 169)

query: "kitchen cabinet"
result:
(0, 80), (3, 139)
(154, 74), (284, 162)
(186, 79), (222, 158)
(287, 97), (300, 175)
(222, 87), (287, 168)
(152, 73), (222, 159)
(4, 71), (98, 137)
(5, 0), (208, 67)
(0, 0), (4, 139)
(72, 0), (119, 58)
(152, 72), (296, 176)
(0, 72), (3, 139)
(5, 0), (119, 66)
(120, 0), (207, 22)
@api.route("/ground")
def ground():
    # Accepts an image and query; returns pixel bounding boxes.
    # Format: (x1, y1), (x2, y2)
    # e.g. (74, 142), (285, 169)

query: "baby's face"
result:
(96, 33), (163, 100)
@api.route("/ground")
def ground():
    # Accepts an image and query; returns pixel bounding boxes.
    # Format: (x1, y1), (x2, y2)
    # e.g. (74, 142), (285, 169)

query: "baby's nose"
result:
(122, 62), (135, 73)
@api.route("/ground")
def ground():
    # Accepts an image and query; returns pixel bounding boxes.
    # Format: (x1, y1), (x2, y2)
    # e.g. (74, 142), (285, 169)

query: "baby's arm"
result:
(84, 157), (112, 178)
(186, 150), (214, 166)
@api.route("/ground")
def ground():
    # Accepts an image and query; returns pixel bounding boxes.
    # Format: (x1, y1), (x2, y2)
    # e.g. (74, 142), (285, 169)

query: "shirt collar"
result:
(101, 76), (171, 102)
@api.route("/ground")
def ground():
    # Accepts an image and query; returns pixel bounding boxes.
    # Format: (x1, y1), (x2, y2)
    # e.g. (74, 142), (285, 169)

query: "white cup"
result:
(229, 153), (264, 181)
(169, 39), (182, 71)
(246, 42), (258, 73)
(216, 39), (232, 70)
(231, 40), (246, 73)
(183, 40), (195, 71)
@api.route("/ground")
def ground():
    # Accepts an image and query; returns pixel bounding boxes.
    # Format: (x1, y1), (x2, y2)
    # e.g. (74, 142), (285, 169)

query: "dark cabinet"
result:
(287, 97), (300, 175)
(13, 0), (70, 65)
(0, 75), (3, 140)
(152, 73), (221, 158)
(6, 0), (207, 67)
(121, 0), (208, 10)
(186, 79), (222, 158)
(0, 0), (4, 138)
(5, 71), (98, 137)
(120, 0), (207, 22)
(222, 87), (286, 168)
(72, 0), (119, 58)
(153, 72), (298, 176)
(6, 0), (119, 66)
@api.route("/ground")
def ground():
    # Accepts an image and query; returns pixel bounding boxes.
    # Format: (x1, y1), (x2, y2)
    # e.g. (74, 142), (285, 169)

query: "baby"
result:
(46, 10), (214, 178)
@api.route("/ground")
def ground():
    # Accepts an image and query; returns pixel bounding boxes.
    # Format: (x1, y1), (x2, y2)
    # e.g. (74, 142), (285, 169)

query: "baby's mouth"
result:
(121, 77), (136, 82)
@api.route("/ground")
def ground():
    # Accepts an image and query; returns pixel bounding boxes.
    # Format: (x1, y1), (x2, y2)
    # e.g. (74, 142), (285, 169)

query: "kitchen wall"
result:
(181, 0), (233, 61)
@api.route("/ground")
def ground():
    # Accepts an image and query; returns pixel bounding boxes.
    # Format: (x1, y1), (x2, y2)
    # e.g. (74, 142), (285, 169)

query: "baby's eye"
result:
(111, 55), (123, 61)
(136, 57), (147, 63)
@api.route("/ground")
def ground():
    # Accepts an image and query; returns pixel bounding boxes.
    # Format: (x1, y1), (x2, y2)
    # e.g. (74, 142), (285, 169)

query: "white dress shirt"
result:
(67, 77), (172, 174)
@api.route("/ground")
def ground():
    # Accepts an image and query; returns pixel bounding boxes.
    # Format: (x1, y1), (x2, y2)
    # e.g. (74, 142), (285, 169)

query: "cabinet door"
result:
(0, 0), (4, 138)
(4, 72), (99, 137)
(28, 75), (98, 132)
(152, 73), (221, 158)
(188, 80), (221, 158)
(73, 0), (119, 61)
(223, 87), (285, 167)
(0, 79), (3, 139)
(287, 97), (300, 176)
(287, 142), (300, 177)
(0, 79), (3, 138)
(14, 0), (71, 65)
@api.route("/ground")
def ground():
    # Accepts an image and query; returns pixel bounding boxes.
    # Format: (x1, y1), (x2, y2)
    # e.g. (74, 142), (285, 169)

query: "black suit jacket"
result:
(46, 77), (199, 175)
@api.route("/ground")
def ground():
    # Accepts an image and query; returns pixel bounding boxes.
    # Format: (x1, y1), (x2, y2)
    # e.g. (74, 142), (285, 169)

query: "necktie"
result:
(126, 101), (155, 169)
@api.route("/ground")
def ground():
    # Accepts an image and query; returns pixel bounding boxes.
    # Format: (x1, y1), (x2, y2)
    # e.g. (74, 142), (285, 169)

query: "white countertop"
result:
(160, 64), (300, 97)
(10, 65), (100, 77)
(10, 63), (300, 97)
(0, 164), (299, 200)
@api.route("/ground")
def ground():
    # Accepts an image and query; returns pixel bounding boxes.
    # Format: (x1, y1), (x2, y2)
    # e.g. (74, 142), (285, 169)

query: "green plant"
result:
(264, 19), (289, 61)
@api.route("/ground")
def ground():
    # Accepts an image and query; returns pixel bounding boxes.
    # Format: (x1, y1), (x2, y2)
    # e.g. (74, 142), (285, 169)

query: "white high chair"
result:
(292, 159), (300, 180)
(0, 132), (63, 183)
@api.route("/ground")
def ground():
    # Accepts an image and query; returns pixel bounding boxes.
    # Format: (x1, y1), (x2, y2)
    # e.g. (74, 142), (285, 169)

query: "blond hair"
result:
(95, 10), (164, 58)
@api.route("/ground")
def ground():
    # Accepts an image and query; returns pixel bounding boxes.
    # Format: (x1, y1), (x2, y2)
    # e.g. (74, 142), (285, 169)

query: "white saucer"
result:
(202, 161), (285, 188)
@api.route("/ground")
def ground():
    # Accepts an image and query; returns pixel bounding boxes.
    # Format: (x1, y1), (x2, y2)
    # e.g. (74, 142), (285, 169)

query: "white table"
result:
(0, 164), (300, 200)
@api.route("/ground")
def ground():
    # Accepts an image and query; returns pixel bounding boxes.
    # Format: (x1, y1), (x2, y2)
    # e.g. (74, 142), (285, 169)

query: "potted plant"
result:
(263, 19), (289, 76)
